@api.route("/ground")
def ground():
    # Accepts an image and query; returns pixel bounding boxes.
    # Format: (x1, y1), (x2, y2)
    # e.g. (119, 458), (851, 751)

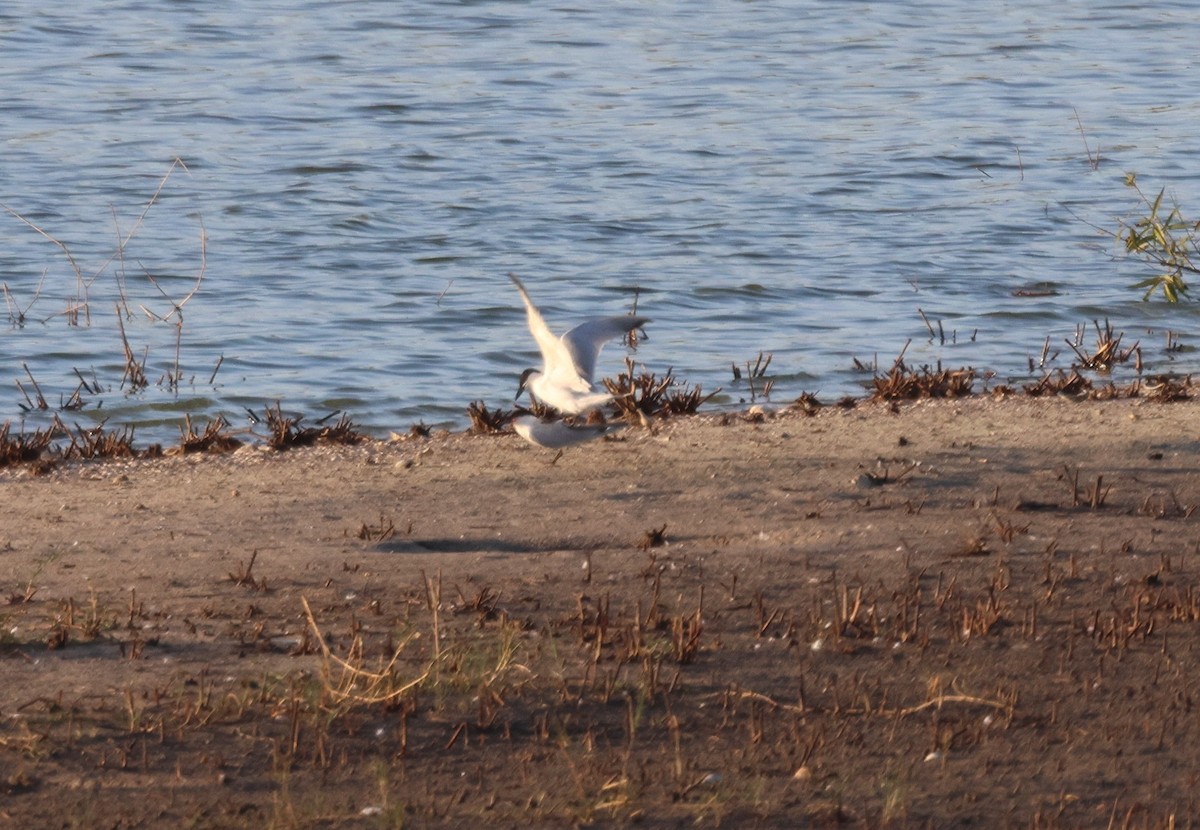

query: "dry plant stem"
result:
(743, 352), (774, 401)
(228, 550), (261, 588)
(208, 354), (224, 385)
(746, 351), (771, 378)
(18, 363), (48, 410)
(108, 157), (192, 301)
(357, 514), (396, 542)
(624, 287), (644, 349)
(115, 305), (149, 391)
(72, 367), (101, 395)
(140, 213), (206, 391)
(3, 158), (202, 416)
(423, 569), (443, 661)
(728, 688), (1013, 719)
(918, 307), (936, 338)
(1074, 107), (1100, 170)
(111, 205), (132, 317)
(2, 271), (46, 325)
(1034, 335), (1056, 370)
(1, 205), (89, 324)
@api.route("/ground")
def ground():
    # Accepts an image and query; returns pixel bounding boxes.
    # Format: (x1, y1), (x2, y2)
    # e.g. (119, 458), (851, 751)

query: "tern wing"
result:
(509, 274), (583, 387)
(561, 315), (650, 382)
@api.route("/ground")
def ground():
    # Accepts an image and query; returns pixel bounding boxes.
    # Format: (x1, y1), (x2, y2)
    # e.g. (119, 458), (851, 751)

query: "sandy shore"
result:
(3, 397), (1200, 827)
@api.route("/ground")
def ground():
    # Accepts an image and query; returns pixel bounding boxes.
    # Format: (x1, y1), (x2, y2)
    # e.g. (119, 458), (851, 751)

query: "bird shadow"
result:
(375, 537), (608, 555)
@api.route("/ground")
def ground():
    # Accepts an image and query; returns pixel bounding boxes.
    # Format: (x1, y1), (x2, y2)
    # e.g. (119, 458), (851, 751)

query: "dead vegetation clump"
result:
(172, 414), (243, 455)
(467, 400), (515, 435)
(603, 358), (718, 422)
(1023, 369), (1093, 397)
(259, 403), (368, 450)
(792, 391), (823, 416)
(0, 421), (57, 468)
(61, 421), (138, 461)
(227, 550), (269, 593)
(1066, 318), (1141, 372)
(1, 418), (167, 470)
(1023, 371), (1194, 403)
(1083, 374), (1193, 402)
(870, 344), (976, 401)
(1, 408), (359, 470)
(1140, 374), (1194, 401)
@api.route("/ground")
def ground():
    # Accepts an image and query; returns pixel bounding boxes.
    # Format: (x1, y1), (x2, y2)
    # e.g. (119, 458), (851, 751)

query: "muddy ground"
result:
(2, 397), (1200, 828)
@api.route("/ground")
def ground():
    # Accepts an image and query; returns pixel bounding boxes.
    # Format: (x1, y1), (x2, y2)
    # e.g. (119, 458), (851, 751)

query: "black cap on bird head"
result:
(516, 367), (539, 400)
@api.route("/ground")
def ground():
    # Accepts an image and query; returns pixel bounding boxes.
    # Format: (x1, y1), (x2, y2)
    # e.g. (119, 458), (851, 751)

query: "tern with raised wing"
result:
(510, 273), (649, 415)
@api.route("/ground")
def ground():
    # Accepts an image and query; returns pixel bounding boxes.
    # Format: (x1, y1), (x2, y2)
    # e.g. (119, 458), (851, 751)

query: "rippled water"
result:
(3, 1), (1200, 444)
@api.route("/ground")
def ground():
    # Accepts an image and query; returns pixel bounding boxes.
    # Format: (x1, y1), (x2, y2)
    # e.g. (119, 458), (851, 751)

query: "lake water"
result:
(3, 1), (1200, 445)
